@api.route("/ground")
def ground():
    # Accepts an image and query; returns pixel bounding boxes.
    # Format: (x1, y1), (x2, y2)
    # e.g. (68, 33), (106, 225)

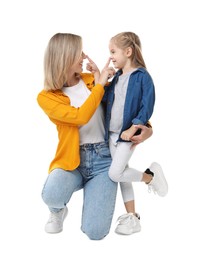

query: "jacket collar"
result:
(115, 67), (146, 77)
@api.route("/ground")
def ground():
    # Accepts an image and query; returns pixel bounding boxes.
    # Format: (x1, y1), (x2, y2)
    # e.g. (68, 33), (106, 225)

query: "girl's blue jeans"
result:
(41, 142), (118, 240)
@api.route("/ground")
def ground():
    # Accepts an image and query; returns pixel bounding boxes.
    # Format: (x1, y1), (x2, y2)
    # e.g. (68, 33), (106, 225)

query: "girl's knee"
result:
(108, 169), (120, 182)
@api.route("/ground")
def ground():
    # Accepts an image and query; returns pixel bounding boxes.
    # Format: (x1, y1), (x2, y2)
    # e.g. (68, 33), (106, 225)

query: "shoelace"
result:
(148, 183), (157, 194)
(116, 213), (140, 224)
(148, 184), (156, 194)
(48, 210), (63, 223)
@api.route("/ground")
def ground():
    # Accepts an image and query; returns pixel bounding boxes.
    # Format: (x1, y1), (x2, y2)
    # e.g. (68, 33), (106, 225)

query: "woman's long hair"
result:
(44, 33), (82, 91)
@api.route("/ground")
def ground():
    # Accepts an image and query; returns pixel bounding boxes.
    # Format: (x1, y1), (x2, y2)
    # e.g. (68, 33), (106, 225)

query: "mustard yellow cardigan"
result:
(37, 73), (104, 173)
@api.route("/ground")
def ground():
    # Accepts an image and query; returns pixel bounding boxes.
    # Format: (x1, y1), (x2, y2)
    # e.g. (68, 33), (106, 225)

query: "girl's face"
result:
(71, 52), (86, 74)
(109, 41), (128, 70)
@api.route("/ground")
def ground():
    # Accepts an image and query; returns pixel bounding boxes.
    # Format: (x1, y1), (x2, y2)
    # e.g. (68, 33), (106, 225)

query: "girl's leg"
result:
(120, 182), (135, 212)
(109, 139), (139, 234)
(124, 200), (135, 213)
(108, 141), (143, 183)
(109, 139), (137, 214)
(109, 141), (143, 209)
(80, 142), (117, 240)
(109, 139), (136, 206)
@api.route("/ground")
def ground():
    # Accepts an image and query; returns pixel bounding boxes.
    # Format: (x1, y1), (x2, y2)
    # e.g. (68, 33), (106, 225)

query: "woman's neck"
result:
(65, 74), (80, 87)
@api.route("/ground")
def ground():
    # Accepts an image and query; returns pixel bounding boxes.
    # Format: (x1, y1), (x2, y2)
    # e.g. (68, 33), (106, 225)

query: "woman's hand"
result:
(130, 125), (153, 149)
(121, 125), (139, 141)
(86, 56), (100, 75)
(86, 56), (100, 84)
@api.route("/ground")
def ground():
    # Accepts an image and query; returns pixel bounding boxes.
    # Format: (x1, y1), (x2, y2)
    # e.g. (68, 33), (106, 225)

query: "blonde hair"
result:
(110, 32), (146, 68)
(44, 33), (82, 91)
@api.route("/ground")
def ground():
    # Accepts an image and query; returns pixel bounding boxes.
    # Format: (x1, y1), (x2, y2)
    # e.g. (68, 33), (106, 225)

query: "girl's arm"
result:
(121, 72), (155, 140)
(132, 72), (155, 125)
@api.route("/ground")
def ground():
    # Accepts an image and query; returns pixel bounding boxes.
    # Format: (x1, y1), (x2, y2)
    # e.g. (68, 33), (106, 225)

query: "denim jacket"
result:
(102, 67), (155, 142)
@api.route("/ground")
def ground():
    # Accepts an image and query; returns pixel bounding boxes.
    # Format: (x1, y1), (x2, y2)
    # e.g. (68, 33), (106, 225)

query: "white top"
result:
(109, 69), (137, 143)
(62, 79), (105, 145)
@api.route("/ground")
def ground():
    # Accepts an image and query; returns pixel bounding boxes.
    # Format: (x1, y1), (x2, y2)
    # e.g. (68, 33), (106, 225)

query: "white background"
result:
(0, 0), (201, 259)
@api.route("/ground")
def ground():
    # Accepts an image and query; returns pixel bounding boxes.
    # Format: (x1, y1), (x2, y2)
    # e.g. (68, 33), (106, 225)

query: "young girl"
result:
(103, 32), (168, 235)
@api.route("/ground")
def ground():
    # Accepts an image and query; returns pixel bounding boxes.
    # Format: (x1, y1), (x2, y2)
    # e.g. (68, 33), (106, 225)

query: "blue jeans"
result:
(42, 142), (118, 240)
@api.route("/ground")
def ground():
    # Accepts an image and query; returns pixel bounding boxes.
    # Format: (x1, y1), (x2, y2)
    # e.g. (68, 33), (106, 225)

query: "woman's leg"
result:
(42, 168), (83, 233)
(79, 142), (118, 240)
(42, 168), (83, 212)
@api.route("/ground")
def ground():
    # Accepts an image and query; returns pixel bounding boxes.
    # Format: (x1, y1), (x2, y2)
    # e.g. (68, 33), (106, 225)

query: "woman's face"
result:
(71, 52), (87, 74)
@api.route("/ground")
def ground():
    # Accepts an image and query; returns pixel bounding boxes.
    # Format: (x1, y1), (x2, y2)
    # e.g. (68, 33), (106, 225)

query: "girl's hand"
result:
(98, 58), (115, 86)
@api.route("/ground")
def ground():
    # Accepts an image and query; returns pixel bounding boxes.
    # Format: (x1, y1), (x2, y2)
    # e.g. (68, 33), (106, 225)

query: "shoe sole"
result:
(150, 162), (168, 196)
(115, 227), (141, 235)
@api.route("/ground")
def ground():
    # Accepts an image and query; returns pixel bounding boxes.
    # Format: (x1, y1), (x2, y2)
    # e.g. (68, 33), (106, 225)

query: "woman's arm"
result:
(85, 55), (100, 84)
(37, 59), (115, 126)
(37, 84), (105, 125)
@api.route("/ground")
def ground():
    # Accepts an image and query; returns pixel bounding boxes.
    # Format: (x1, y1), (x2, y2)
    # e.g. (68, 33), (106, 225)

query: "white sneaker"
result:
(115, 213), (141, 235)
(147, 162), (168, 197)
(45, 206), (68, 233)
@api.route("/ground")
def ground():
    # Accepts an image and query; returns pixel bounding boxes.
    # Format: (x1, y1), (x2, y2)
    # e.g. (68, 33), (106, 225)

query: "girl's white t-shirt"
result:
(62, 79), (105, 145)
(109, 69), (137, 144)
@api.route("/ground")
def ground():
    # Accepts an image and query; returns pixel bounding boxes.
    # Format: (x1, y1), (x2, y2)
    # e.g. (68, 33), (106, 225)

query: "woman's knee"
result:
(41, 187), (65, 209)
(41, 179), (67, 209)
(82, 226), (109, 240)
(41, 168), (79, 208)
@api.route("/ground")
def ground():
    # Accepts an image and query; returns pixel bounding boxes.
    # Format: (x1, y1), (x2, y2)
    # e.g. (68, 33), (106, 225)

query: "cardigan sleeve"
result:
(37, 84), (104, 126)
